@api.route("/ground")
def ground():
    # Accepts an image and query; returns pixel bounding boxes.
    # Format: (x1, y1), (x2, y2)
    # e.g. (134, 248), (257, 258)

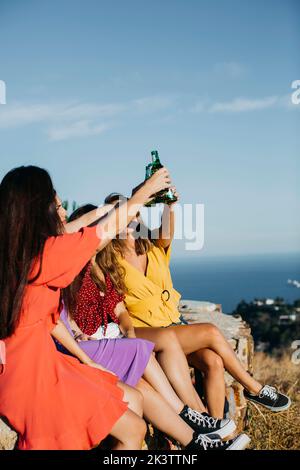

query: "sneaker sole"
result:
(246, 396), (291, 412)
(226, 434), (251, 450)
(208, 419), (236, 439)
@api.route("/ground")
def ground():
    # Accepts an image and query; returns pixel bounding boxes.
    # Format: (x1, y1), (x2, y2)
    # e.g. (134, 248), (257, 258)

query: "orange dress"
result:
(0, 227), (128, 450)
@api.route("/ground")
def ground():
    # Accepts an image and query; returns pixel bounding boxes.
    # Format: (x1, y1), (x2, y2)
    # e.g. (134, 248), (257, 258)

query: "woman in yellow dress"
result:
(103, 191), (291, 419)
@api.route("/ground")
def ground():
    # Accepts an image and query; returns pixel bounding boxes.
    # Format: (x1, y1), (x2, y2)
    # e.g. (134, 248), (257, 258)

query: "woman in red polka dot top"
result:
(57, 205), (236, 446)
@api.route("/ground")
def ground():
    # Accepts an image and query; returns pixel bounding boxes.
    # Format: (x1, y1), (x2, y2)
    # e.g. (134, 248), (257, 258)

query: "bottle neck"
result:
(151, 151), (160, 164)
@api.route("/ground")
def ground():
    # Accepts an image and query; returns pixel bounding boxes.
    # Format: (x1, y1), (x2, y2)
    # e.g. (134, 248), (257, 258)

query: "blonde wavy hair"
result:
(64, 204), (127, 310)
(91, 243), (127, 296)
(66, 196), (155, 302)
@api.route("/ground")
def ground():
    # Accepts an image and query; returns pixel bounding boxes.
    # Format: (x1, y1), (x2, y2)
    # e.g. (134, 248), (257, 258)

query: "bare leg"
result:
(143, 354), (184, 413)
(168, 323), (262, 394)
(189, 349), (226, 418)
(136, 379), (194, 447)
(109, 408), (147, 450)
(135, 327), (206, 412)
(117, 381), (144, 417)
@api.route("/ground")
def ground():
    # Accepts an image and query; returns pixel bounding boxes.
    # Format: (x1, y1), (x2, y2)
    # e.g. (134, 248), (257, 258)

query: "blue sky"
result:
(0, 0), (299, 257)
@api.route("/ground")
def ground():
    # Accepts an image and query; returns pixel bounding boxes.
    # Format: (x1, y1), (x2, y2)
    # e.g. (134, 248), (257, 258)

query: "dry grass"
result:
(245, 352), (300, 450)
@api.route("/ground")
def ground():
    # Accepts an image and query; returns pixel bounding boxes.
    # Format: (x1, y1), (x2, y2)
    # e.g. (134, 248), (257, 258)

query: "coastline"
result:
(170, 252), (300, 313)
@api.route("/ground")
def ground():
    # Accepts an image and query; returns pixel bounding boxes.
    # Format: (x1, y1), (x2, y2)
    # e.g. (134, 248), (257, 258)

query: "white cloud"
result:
(0, 95), (174, 140)
(209, 96), (278, 113)
(0, 102), (124, 129)
(57, 103), (125, 120)
(48, 120), (110, 141)
(0, 103), (58, 128)
(133, 95), (175, 113)
(0, 91), (296, 141)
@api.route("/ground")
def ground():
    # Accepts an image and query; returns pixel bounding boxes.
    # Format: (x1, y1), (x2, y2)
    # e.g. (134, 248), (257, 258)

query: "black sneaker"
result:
(179, 405), (236, 439)
(244, 385), (291, 412)
(223, 397), (230, 419)
(185, 432), (250, 451)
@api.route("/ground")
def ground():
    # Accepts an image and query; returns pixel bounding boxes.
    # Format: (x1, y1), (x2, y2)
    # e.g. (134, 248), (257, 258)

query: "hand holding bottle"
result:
(144, 151), (178, 206)
(143, 167), (171, 200)
(168, 186), (179, 206)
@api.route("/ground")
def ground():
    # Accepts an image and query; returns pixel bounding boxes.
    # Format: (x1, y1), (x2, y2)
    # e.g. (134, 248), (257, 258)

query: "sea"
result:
(170, 253), (300, 314)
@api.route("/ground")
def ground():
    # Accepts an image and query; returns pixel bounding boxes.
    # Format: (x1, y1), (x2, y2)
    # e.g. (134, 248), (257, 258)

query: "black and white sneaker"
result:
(244, 385), (291, 412)
(179, 405), (236, 439)
(224, 397), (230, 419)
(185, 432), (250, 451)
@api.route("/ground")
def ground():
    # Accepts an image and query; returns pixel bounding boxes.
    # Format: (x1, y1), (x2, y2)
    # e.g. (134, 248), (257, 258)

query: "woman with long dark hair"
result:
(0, 165), (170, 450)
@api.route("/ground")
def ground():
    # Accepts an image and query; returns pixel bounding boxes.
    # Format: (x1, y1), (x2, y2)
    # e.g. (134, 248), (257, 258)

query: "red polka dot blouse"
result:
(72, 263), (124, 336)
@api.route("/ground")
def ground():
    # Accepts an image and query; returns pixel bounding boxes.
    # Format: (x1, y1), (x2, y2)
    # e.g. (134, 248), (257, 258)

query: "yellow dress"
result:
(118, 244), (181, 327)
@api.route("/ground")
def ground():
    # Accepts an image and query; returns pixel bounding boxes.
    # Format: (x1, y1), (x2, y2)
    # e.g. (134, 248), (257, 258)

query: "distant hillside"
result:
(234, 298), (300, 353)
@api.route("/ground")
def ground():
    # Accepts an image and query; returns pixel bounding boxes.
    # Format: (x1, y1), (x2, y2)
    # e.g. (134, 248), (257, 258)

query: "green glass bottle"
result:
(144, 150), (178, 207)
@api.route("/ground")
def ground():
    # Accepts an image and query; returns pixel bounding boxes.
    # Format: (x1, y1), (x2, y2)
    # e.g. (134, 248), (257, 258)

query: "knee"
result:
(201, 351), (224, 374)
(126, 385), (144, 415)
(163, 329), (181, 349)
(134, 388), (144, 408)
(137, 378), (153, 395)
(203, 323), (224, 343)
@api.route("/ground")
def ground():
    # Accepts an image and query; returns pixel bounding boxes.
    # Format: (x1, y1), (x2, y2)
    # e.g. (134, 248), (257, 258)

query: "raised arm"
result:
(151, 186), (179, 250)
(65, 204), (114, 234)
(95, 168), (171, 251)
(35, 169), (171, 289)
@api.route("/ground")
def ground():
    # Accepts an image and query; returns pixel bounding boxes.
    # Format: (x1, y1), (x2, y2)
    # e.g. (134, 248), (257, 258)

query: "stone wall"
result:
(0, 299), (254, 450)
(0, 418), (17, 450)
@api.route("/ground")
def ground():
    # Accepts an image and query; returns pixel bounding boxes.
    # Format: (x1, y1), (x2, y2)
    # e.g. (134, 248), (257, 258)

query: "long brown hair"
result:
(63, 204), (127, 318)
(0, 166), (63, 339)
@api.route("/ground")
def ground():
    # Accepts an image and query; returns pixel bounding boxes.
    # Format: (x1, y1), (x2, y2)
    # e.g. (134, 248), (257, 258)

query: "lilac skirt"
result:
(56, 308), (154, 387)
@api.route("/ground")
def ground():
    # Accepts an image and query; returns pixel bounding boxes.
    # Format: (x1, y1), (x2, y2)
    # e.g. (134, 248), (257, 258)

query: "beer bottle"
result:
(144, 150), (178, 206)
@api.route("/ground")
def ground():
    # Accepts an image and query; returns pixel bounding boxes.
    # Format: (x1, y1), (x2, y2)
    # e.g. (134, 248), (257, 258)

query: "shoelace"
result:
(260, 385), (278, 401)
(194, 434), (225, 450)
(186, 408), (219, 429)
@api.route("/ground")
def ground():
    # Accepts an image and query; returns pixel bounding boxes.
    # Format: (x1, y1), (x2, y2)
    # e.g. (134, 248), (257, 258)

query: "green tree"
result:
(62, 200), (79, 221)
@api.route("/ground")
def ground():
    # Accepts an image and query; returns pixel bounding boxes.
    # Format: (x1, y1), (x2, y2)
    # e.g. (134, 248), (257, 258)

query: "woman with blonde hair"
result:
(104, 191), (291, 419)
(58, 204), (250, 450)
